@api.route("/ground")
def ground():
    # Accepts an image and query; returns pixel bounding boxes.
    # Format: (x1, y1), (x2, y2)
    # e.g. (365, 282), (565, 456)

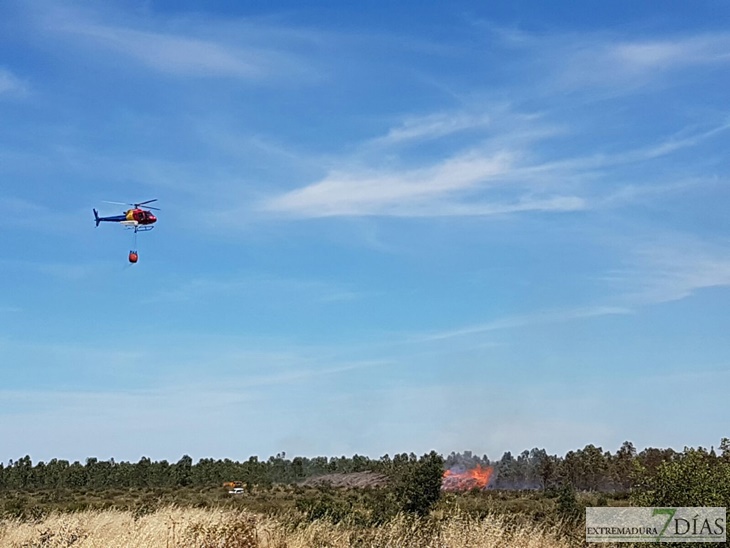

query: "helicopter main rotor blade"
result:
(133, 199), (159, 210)
(102, 199), (159, 210)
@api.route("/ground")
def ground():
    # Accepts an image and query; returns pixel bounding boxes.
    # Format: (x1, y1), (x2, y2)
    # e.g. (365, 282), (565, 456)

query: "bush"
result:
(632, 447), (730, 507)
(556, 483), (581, 523)
(296, 494), (340, 521)
(394, 451), (444, 516)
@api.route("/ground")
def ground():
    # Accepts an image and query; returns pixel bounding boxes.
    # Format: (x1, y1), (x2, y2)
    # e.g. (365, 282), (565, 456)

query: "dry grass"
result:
(0, 506), (615, 547)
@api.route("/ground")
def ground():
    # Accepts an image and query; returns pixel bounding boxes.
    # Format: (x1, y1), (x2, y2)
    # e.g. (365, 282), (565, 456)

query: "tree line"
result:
(1, 439), (727, 494)
(445, 441), (676, 491)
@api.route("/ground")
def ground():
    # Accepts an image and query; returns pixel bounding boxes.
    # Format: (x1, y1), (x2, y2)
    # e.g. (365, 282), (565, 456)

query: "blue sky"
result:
(1, 0), (729, 464)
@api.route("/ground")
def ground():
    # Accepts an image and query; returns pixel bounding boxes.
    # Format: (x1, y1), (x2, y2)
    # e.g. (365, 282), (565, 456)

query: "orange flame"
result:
(442, 464), (493, 491)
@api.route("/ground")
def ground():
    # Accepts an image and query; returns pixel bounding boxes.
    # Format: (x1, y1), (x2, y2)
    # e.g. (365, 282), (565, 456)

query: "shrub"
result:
(393, 451), (444, 516)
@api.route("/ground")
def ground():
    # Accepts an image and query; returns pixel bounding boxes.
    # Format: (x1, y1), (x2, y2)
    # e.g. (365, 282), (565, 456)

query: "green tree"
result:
(85, 457), (112, 489)
(13, 456), (33, 489)
(175, 455), (193, 487)
(636, 447), (676, 475)
(719, 438), (730, 462)
(291, 457), (305, 481)
(495, 451), (517, 488)
(66, 461), (87, 489)
(556, 482), (581, 522)
(44, 459), (69, 489)
(135, 457), (152, 488)
(578, 444), (607, 491)
(561, 450), (580, 488)
(394, 451), (444, 516)
(613, 441), (636, 491)
(633, 446), (730, 507)
(538, 454), (559, 489)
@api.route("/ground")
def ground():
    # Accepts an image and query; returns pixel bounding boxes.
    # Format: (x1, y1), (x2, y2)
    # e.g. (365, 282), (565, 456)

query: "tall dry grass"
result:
(0, 506), (611, 547)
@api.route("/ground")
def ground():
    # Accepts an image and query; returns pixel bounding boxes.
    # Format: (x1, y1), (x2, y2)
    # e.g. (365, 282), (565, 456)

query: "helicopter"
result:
(93, 199), (159, 233)
(93, 199), (159, 263)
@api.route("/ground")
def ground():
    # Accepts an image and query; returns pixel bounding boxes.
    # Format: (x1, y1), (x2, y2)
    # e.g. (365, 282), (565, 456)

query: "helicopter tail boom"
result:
(94, 210), (127, 224)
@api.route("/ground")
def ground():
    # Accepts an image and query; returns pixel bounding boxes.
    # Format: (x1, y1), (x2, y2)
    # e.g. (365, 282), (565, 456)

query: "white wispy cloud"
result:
(619, 119), (730, 161)
(597, 178), (708, 209)
(612, 237), (730, 305)
(262, 150), (517, 217)
(417, 306), (632, 342)
(0, 339), (152, 373)
(217, 359), (389, 390)
(554, 32), (730, 91)
(259, 110), (728, 219)
(0, 196), (47, 213)
(0, 197), (90, 234)
(66, 24), (268, 78)
(612, 34), (730, 71)
(0, 257), (104, 281)
(259, 105), (589, 218)
(510, 119), (730, 186)
(42, 8), (319, 82)
(235, 100), (582, 219)
(477, 23), (730, 94)
(367, 110), (493, 146)
(144, 273), (362, 304)
(0, 68), (26, 95)
(0, 358), (383, 405)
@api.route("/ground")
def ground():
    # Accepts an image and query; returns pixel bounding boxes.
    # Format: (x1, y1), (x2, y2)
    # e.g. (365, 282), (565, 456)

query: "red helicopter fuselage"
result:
(125, 208), (157, 225)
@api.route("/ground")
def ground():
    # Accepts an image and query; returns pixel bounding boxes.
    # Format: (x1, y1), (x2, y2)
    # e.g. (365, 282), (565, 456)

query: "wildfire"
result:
(442, 464), (493, 491)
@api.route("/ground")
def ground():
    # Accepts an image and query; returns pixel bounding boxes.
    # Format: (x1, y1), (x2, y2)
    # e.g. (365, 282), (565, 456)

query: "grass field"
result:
(0, 505), (604, 548)
(0, 483), (635, 547)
